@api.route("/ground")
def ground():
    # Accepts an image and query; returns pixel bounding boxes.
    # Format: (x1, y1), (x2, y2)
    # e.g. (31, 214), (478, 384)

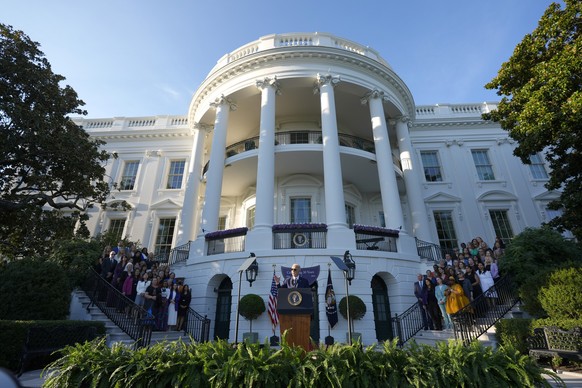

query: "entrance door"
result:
(371, 275), (393, 341)
(214, 277), (232, 340)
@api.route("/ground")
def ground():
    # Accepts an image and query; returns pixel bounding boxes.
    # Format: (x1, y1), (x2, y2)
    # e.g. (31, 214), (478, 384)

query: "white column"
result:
(254, 77), (279, 230)
(361, 90), (405, 232)
(199, 95), (236, 233)
(395, 117), (431, 240)
(246, 77), (280, 252)
(176, 123), (208, 245)
(315, 74), (347, 229)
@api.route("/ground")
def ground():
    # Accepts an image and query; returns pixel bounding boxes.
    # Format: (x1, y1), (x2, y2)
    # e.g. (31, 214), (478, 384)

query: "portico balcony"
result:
(224, 131), (379, 159)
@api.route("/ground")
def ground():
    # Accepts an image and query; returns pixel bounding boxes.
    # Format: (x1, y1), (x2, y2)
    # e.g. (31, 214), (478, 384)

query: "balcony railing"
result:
(415, 238), (455, 262)
(353, 225), (399, 252)
(205, 227), (248, 255)
(224, 131), (377, 158)
(272, 223), (327, 249)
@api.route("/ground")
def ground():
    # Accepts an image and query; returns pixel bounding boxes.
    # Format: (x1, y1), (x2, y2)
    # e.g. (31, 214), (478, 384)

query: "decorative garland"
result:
(205, 227), (249, 241)
(353, 224), (399, 237)
(272, 223), (328, 231)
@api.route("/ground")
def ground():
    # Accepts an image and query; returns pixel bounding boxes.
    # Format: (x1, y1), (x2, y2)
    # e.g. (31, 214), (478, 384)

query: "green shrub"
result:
(539, 267), (582, 321)
(0, 259), (71, 320)
(43, 339), (563, 387)
(495, 318), (534, 354)
(532, 318), (582, 331)
(238, 294), (265, 321)
(501, 227), (578, 287)
(47, 237), (102, 288)
(0, 320), (105, 372)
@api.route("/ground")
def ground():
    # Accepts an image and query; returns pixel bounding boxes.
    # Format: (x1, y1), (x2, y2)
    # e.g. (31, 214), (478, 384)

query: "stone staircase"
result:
(70, 289), (190, 347)
(410, 303), (528, 348)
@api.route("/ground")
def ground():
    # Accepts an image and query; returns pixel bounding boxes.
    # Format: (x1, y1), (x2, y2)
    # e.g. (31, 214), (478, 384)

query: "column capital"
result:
(210, 94), (237, 111)
(256, 76), (282, 95)
(360, 89), (389, 105)
(313, 73), (340, 94)
(192, 122), (213, 133)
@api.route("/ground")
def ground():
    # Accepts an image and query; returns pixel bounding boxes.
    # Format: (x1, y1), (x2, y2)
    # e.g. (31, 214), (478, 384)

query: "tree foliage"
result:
(484, 1), (582, 239)
(539, 267), (582, 321)
(0, 24), (112, 258)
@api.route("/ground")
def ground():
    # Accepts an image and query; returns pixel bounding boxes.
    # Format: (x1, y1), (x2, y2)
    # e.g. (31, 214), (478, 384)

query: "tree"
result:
(0, 24), (112, 258)
(484, 1), (582, 239)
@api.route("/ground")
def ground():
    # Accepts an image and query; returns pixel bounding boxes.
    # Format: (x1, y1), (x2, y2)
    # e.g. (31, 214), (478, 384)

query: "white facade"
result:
(75, 33), (557, 345)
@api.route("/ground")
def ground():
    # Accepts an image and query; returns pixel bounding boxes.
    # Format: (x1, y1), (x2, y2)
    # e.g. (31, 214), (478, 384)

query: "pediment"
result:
(424, 192), (462, 202)
(104, 199), (134, 209)
(533, 190), (561, 201)
(477, 190), (518, 202)
(149, 198), (182, 210)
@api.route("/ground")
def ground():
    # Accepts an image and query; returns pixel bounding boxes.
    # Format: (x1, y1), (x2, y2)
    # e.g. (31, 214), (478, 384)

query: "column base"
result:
(245, 227), (273, 252)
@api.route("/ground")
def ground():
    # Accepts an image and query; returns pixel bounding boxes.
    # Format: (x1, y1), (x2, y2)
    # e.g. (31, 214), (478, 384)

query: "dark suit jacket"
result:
(280, 276), (310, 288)
(414, 280), (424, 302)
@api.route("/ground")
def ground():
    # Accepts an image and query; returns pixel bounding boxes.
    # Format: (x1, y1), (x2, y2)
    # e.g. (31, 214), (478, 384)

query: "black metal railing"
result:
(273, 229), (327, 249)
(152, 241), (192, 266)
(391, 302), (425, 347)
(355, 232), (397, 252)
(451, 275), (520, 345)
(224, 131), (378, 158)
(206, 235), (246, 255)
(83, 268), (212, 346)
(183, 307), (211, 342)
(415, 238), (455, 262)
(82, 269), (153, 348)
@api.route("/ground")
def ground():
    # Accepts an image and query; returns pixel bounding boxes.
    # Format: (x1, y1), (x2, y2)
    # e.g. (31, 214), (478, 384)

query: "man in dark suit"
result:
(414, 273), (430, 330)
(277, 264), (310, 288)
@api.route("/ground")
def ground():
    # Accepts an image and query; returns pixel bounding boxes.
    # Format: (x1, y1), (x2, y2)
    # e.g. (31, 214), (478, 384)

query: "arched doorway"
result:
(371, 275), (393, 341)
(214, 277), (232, 340)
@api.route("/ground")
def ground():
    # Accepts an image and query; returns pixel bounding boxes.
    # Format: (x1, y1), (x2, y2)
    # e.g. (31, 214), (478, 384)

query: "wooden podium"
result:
(277, 288), (313, 351)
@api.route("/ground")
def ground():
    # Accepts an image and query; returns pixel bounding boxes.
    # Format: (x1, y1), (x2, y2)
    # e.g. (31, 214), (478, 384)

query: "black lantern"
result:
(245, 253), (258, 287)
(343, 250), (356, 285)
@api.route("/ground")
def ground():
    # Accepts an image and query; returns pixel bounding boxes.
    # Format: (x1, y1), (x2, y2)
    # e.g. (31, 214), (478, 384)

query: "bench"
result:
(356, 237), (383, 250)
(528, 326), (582, 364)
(18, 325), (99, 377)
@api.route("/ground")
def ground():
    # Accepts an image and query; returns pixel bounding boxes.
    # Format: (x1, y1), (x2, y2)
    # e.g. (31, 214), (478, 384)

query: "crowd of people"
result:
(94, 241), (192, 331)
(414, 236), (505, 331)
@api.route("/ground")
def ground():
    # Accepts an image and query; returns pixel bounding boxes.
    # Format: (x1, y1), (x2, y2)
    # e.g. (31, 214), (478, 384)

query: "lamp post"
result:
(234, 253), (257, 344)
(343, 250), (356, 345)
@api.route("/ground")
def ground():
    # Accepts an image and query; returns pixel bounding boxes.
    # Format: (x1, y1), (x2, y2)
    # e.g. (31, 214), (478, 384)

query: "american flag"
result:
(268, 270), (279, 334)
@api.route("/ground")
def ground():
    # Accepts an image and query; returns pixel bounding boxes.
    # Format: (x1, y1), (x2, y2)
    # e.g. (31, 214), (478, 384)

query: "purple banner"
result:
(281, 265), (320, 286)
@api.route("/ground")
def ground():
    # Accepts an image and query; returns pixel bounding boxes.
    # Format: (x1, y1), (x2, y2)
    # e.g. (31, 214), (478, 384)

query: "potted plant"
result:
(339, 295), (367, 343)
(238, 293), (265, 343)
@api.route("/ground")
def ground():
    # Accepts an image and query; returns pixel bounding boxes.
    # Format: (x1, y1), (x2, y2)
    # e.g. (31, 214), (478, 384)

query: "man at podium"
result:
(276, 263), (310, 288)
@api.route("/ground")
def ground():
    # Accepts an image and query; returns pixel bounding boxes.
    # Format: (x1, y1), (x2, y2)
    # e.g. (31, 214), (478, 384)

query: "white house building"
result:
(74, 32), (558, 345)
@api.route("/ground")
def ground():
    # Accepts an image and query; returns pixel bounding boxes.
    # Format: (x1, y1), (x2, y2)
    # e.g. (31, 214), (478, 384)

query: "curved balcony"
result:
(225, 131), (377, 158)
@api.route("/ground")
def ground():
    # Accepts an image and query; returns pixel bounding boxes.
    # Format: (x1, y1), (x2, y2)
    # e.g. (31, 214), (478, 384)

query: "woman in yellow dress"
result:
(445, 276), (470, 315)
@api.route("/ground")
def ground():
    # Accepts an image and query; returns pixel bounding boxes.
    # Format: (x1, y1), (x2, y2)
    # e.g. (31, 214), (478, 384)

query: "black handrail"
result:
(415, 238), (455, 262)
(82, 268), (153, 348)
(183, 307), (211, 342)
(151, 241), (192, 266)
(391, 302), (425, 347)
(451, 275), (520, 345)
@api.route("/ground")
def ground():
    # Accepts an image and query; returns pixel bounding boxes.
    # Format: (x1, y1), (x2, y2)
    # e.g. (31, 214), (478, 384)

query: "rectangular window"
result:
(433, 210), (458, 251)
(120, 161), (140, 190)
(529, 154), (549, 180)
(166, 160), (186, 189)
(246, 206), (256, 229)
(290, 132), (309, 144)
(471, 150), (495, 180)
(345, 203), (356, 229)
(108, 219), (126, 242)
(218, 216), (227, 231)
(420, 151), (443, 182)
(489, 210), (514, 245)
(154, 218), (176, 258)
(290, 197), (311, 223)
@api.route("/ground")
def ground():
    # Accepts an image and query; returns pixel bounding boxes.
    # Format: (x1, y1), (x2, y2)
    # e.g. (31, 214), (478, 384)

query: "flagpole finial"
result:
(272, 264), (276, 270)
(328, 262), (331, 268)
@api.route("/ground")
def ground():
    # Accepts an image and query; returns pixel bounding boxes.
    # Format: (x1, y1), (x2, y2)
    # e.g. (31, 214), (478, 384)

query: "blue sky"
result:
(3, 1), (555, 118)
